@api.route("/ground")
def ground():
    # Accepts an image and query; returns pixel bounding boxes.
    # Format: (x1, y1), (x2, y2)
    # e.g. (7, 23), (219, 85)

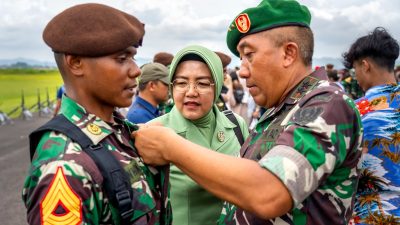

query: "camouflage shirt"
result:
(22, 96), (172, 225)
(218, 68), (363, 225)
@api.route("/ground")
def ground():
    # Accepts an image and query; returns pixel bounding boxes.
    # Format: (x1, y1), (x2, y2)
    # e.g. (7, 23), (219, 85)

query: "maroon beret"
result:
(215, 51), (232, 68)
(43, 3), (145, 56)
(153, 52), (174, 66)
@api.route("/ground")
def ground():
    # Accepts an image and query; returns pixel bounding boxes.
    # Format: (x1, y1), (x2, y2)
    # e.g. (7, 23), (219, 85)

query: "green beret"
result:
(43, 3), (145, 56)
(226, 0), (311, 57)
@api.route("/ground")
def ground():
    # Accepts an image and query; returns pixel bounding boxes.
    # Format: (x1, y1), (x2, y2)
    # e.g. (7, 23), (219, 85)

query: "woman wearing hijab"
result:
(151, 45), (249, 225)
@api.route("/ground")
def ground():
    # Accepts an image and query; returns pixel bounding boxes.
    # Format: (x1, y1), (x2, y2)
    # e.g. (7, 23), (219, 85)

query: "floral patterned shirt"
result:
(351, 83), (400, 225)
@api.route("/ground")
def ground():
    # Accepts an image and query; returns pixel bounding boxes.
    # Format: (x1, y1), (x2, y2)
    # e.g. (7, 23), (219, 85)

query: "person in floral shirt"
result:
(343, 27), (400, 225)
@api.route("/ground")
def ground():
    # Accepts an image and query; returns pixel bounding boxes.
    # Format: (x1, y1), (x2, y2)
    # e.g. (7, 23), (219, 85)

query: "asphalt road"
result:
(0, 116), (50, 225)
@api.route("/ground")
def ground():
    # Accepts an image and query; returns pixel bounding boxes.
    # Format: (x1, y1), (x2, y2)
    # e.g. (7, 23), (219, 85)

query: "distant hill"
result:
(230, 57), (400, 70)
(312, 57), (345, 69)
(0, 58), (56, 68)
(0, 57), (152, 68)
(1, 57), (399, 70)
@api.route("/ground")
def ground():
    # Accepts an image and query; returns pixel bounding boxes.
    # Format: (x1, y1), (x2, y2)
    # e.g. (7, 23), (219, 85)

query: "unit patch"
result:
(293, 106), (323, 126)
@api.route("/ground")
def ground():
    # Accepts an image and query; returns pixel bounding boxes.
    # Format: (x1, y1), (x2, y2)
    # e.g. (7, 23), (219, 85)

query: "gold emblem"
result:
(87, 123), (102, 135)
(235, 13), (251, 33)
(41, 167), (82, 225)
(217, 131), (225, 142)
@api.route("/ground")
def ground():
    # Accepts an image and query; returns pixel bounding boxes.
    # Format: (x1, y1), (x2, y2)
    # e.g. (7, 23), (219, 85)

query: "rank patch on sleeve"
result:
(40, 166), (82, 225)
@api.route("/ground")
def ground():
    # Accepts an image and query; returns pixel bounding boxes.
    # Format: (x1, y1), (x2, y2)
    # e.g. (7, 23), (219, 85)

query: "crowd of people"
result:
(22, 1), (399, 225)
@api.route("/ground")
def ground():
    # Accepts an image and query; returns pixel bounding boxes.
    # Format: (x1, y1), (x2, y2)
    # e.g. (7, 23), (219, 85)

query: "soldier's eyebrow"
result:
(237, 41), (249, 53)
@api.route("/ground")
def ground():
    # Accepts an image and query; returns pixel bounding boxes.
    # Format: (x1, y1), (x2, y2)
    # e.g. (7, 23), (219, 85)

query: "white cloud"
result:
(301, 0), (400, 61)
(0, 0), (399, 68)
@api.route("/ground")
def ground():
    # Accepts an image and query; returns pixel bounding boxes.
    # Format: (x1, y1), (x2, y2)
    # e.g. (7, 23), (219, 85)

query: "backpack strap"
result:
(29, 114), (134, 224)
(223, 110), (244, 145)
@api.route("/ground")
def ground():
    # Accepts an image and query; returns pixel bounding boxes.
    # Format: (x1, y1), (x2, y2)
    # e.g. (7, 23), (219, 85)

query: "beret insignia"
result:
(226, 0), (311, 57)
(235, 13), (251, 33)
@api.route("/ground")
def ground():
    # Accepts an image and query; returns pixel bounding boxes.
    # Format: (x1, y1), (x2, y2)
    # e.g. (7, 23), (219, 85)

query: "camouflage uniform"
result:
(22, 96), (172, 225)
(218, 68), (363, 225)
(342, 77), (364, 99)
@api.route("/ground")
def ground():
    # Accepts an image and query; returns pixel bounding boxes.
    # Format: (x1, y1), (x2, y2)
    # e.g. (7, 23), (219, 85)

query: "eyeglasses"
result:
(171, 79), (215, 93)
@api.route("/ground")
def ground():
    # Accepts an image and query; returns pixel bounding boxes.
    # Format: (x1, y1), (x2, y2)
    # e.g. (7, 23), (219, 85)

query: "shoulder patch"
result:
(40, 166), (82, 225)
(293, 106), (324, 126)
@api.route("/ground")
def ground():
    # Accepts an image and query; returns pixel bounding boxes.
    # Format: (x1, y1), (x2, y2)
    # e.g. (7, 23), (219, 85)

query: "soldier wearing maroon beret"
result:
(22, 3), (172, 225)
(133, 0), (363, 225)
(153, 52), (174, 67)
(215, 51), (236, 111)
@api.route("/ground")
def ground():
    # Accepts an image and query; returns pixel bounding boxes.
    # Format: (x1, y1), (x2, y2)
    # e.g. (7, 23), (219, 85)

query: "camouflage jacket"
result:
(22, 96), (172, 225)
(218, 68), (363, 225)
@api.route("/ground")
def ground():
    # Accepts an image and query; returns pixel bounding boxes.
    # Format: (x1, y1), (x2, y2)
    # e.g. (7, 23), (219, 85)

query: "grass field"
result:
(0, 69), (63, 118)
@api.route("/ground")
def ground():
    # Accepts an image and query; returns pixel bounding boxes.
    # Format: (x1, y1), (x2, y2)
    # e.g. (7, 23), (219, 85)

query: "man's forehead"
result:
(110, 46), (137, 56)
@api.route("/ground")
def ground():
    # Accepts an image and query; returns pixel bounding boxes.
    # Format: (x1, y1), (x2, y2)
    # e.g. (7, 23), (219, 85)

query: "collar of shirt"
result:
(134, 96), (159, 117)
(258, 68), (327, 124)
(363, 83), (400, 99)
(59, 95), (134, 145)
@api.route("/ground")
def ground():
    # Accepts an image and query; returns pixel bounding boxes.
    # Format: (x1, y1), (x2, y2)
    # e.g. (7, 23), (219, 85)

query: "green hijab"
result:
(169, 45), (224, 103)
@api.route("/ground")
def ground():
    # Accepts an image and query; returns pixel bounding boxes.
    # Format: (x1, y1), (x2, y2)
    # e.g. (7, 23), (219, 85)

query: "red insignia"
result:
(235, 13), (251, 33)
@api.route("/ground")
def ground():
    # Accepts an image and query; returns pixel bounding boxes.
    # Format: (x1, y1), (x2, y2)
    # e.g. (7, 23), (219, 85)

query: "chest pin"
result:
(87, 123), (102, 135)
(217, 131), (225, 142)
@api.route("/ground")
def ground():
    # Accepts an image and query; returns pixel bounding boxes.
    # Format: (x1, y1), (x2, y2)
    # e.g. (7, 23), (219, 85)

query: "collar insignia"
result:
(290, 76), (319, 101)
(87, 123), (102, 135)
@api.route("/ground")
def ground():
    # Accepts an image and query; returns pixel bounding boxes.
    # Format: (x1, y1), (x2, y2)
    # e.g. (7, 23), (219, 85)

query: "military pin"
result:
(87, 123), (102, 135)
(217, 131), (225, 142)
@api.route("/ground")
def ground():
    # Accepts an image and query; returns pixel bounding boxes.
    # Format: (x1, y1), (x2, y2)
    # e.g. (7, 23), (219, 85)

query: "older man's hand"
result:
(132, 122), (177, 166)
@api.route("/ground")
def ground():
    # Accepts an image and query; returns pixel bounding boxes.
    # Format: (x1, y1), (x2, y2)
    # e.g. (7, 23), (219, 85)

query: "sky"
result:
(1, 0), (399, 68)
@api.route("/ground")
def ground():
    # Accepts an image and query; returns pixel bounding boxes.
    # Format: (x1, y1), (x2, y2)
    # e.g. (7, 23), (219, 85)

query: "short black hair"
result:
(343, 27), (399, 72)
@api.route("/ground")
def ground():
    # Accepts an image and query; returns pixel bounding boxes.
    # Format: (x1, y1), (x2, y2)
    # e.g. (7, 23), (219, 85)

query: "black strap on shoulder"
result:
(29, 115), (92, 160)
(29, 114), (134, 224)
(223, 110), (244, 145)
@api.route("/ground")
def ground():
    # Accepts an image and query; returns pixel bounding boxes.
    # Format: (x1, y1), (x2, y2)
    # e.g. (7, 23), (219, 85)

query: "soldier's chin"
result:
(117, 100), (133, 109)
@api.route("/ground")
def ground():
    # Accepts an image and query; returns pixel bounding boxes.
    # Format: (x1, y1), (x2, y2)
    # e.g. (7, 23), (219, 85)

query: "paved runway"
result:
(0, 116), (50, 225)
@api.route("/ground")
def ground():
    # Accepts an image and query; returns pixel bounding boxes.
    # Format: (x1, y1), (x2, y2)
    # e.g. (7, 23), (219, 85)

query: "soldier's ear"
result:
(65, 55), (84, 77)
(282, 42), (298, 68)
